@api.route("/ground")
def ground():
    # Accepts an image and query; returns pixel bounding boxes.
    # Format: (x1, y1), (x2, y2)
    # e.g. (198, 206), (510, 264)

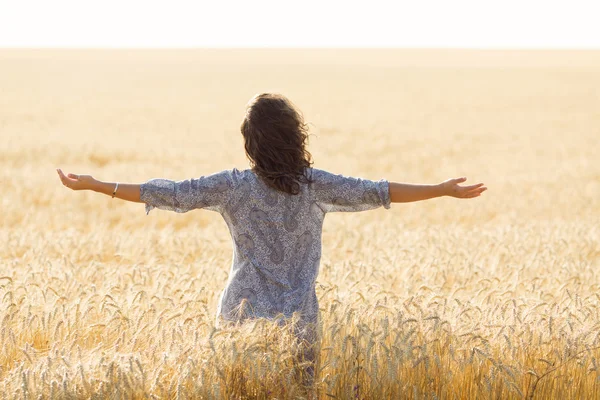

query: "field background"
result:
(1, 49), (599, 399)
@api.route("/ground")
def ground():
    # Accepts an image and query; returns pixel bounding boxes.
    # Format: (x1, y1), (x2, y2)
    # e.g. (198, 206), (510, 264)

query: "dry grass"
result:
(0, 49), (599, 399)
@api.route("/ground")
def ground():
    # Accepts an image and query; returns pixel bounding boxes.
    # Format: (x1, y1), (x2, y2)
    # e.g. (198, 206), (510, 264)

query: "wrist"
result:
(89, 179), (102, 192)
(437, 183), (447, 197)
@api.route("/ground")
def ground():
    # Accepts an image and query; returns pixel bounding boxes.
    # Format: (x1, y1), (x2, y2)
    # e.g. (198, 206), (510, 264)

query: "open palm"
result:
(57, 168), (95, 191)
(442, 177), (487, 199)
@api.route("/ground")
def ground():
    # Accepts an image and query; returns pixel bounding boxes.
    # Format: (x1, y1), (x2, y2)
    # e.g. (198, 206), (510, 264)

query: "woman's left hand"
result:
(441, 177), (487, 199)
(57, 168), (96, 191)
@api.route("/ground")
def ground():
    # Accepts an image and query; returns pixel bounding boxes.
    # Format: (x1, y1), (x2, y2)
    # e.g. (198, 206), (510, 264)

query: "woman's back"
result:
(139, 166), (391, 326)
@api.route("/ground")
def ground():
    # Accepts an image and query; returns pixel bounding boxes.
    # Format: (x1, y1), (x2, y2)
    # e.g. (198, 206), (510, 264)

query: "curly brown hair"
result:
(240, 93), (314, 195)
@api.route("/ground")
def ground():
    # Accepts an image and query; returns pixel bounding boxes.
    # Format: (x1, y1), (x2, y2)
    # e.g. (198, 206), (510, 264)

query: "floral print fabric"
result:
(140, 167), (391, 335)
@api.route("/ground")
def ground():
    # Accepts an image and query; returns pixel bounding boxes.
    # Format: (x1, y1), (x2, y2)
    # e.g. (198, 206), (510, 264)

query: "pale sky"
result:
(1, 0), (599, 48)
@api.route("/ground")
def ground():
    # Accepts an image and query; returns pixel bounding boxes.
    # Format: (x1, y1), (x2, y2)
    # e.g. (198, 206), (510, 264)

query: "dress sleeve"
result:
(140, 168), (237, 215)
(309, 168), (391, 213)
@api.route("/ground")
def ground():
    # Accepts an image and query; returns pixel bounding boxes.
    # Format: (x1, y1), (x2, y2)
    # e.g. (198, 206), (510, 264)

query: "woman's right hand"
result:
(56, 168), (97, 191)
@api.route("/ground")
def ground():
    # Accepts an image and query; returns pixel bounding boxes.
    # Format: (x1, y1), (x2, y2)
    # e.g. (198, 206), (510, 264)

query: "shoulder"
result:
(198, 167), (249, 189)
(305, 167), (329, 180)
(306, 167), (345, 184)
(233, 168), (254, 182)
(229, 167), (259, 189)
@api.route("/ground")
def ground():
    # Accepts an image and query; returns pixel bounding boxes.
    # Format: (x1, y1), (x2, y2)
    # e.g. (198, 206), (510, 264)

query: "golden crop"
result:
(0, 49), (599, 399)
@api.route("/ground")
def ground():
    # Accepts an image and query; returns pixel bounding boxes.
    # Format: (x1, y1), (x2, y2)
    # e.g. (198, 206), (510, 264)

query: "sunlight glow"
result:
(0, 0), (599, 48)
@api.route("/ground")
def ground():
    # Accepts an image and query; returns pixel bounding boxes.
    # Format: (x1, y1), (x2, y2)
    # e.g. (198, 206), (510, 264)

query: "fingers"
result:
(67, 173), (79, 180)
(57, 168), (67, 183)
(57, 168), (76, 188)
(462, 186), (487, 198)
(445, 176), (487, 199)
(461, 183), (484, 191)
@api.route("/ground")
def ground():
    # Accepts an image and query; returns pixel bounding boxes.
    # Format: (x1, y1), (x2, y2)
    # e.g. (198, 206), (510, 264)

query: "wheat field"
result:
(1, 49), (599, 399)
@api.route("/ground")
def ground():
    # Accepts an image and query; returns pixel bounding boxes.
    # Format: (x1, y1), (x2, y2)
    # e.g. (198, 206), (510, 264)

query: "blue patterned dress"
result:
(140, 167), (391, 343)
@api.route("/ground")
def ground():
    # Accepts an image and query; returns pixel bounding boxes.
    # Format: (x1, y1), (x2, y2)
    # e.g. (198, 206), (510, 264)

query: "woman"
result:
(57, 92), (487, 385)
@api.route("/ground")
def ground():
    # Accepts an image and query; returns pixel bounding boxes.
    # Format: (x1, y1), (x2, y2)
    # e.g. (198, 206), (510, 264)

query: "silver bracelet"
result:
(112, 182), (119, 198)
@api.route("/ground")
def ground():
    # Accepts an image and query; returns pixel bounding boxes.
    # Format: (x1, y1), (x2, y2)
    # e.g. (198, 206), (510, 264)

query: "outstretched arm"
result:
(389, 177), (486, 203)
(57, 168), (143, 203)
